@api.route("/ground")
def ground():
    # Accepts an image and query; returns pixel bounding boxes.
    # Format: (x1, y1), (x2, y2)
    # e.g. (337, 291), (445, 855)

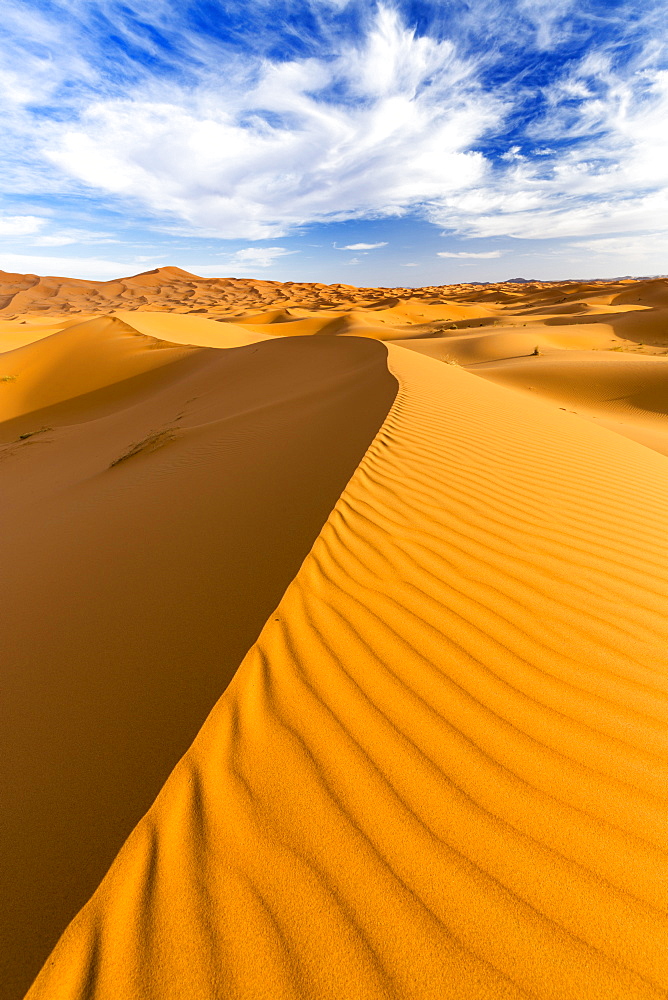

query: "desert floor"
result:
(2, 267), (668, 1000)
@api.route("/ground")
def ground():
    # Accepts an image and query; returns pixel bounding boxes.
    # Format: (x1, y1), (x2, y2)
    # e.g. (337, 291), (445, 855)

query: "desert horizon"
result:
(2, 263), (668, 998)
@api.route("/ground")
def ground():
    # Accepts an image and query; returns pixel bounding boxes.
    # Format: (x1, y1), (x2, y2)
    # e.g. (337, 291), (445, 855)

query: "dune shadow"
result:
(541, 308), (668, 346)
(0, 335), (397, 999)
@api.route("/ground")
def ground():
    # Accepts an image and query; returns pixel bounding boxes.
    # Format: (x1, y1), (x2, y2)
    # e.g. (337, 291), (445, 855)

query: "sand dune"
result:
(474, 351), (668, 455)
(2, 268), (668, 999)
(0, 315), (199, 422)
(112, 310), (274, 348)
(23, 343), (668, 1000)
(1, 322), (396, 998)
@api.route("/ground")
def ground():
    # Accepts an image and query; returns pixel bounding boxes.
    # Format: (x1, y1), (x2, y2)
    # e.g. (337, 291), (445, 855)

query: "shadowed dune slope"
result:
(26, 344), (668, 1000)
(0, 334), (396, 1000)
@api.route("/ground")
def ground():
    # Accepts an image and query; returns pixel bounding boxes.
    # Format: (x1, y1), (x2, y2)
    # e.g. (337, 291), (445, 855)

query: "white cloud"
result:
(570, 233), (668, 259)
(430, 56), (668, 242)
(437, 250), (502, 258)
(0, 4), (95, 110)
(219, 246), (297, 270)
(338, 242), (388, 250)
(42, 6), (501, 239)
(1, 0), (666, 267)
(516, 0), (576, 50)
(30, 235), (81, 247)
(0, 214), (45, 236)
(30, 229), (119, 247)
(0, 253), (135, 280)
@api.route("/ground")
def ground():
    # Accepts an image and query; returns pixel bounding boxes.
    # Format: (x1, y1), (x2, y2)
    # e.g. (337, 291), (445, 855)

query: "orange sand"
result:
(2, 268), (668, 1000)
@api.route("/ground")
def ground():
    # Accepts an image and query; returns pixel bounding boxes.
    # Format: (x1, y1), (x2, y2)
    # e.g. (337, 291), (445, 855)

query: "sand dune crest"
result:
(2, 270), (668, 998)
(23, 341), (668, 1000)
(1, 332), (396, 998)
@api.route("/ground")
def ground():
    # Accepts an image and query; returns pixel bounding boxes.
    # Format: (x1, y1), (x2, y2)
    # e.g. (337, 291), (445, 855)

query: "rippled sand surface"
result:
(2, 268), (668, 1000)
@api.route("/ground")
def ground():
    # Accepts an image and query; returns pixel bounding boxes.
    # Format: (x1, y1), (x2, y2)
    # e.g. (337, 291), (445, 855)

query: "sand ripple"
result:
(25, 344), (668, 1000)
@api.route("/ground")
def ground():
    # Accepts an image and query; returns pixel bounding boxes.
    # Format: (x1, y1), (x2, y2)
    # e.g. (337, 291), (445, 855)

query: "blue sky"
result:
(0, 0), (666, 284)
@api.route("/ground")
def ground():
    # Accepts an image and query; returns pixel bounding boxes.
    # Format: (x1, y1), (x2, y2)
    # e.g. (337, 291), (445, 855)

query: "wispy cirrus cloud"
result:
(438, 250), (502, 259)
(336, 242), (388, 250)
(0, 215), (45, 236)
(0, 252), (141, 279)
(428, 6), (668, 248)
(217, 246), (298, 270)
(39, 5), (499, 239)
(570, 233), (668, 260)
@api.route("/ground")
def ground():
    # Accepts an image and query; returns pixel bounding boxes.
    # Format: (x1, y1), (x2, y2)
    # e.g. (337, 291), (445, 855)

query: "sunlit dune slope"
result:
(3, 268), (668, 999)
(475, 351), (668, 455)
(26, 343), (668, 1000)
(112, 310), (274, 348)
(0, 317), (72, 350)
(0, 328), (396, 999)
(2, 266), (665, 338)
(0, 315), (198, 421)
(0, 266), (418, 320)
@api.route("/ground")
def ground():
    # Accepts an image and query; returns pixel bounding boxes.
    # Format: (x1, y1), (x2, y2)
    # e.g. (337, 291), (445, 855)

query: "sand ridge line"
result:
(25, 343), (668, 1000)
(3, 270), (668, 460)
(1, 335), (397, 1000)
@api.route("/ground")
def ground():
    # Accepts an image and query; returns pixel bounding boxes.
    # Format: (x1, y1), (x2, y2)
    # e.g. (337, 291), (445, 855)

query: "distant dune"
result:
(2, 268), (668, 1000)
